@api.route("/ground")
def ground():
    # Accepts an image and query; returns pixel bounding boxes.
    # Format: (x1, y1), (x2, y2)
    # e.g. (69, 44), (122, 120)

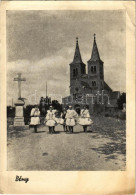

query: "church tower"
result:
(87, 34), (104, 92)
(69, 37), (86, 96)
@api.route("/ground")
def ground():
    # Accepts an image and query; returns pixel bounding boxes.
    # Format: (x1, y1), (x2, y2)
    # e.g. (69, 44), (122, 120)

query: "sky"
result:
(7, 10), (126, 105)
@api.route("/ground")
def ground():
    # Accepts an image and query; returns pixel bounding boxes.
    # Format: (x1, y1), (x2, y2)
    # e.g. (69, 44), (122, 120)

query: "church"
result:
(62, 34), (120, 113)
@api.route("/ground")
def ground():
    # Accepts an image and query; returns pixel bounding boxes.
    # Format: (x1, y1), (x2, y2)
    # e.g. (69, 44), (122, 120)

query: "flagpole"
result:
(12, 98), (13, 107)
(46, 82), (47, 97)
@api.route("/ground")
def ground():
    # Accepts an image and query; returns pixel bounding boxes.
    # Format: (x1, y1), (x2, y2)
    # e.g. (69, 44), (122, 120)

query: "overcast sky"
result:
(7, 10), (126, 105)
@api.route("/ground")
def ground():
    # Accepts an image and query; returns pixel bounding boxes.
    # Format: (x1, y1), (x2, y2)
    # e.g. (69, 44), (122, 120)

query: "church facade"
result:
(62, 35), (120, 113)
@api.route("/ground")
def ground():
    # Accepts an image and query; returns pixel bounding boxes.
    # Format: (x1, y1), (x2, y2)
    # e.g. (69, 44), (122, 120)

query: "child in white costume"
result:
(53, 109), (60, 124)
(66, 106), (78, 133)
(78, 106), (93, 132)
(30, 105), (40, 133)
(60, 108), (68, 132)
(46, 106), (56, 134)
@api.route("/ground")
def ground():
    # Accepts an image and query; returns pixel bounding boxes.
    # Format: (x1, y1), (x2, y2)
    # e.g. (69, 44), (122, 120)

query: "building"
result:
(62, 35), (120, 113)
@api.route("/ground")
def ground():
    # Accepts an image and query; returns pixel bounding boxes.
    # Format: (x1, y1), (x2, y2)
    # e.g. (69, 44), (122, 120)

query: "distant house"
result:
(62, 35), (120, 113)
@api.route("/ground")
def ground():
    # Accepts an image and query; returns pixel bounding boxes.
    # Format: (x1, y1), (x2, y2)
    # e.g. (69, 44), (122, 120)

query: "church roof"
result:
(89, 34), (101, 62)
(110, 91), (120, 99)
(104, 82), (112, 92)
(81, 81), (91, 89)
(71, 37), (83, 64)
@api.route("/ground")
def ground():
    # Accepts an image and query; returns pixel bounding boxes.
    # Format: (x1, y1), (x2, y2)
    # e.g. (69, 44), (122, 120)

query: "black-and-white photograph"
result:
(7, 10), (126, 171)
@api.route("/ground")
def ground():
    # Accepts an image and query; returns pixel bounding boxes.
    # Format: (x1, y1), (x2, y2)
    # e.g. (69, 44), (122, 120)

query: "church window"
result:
(76, 68), (78, 76)
(73, 69), (76, 77)
(81, 66), (85, 74)
(92, 81), (96, 86)
(73, 68), (78, 77)
(73, 93), (77, 100)
(75, 87), (78, 92)
(100, 68), (103, 78)
(91, 66), (96, 73)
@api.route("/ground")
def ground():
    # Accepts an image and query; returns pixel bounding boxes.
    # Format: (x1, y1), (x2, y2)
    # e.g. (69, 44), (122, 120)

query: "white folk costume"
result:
(66, 109), (78, 126)
(46, 110), (56, 127)
(52, 109), (57, 115)
(78, 109), (93, 126)
(60, 111), (67, 125)
(30, 108), (40, 125)
(53, 109), (60, 124)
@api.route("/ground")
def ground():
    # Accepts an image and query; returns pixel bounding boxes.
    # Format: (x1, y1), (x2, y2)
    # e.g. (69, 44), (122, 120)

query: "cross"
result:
(76, 37), (78, 44)
(14, 73), (26, 99)
(94, 33), (96, 40)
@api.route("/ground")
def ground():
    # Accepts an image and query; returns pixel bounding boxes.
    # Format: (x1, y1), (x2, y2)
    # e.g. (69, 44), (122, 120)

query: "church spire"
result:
(90, 34), (100, 61)
(72, 37), (83, 63)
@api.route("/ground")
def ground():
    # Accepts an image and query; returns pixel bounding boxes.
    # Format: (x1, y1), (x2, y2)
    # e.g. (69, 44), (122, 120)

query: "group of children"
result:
(30, 105), (93, 134)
